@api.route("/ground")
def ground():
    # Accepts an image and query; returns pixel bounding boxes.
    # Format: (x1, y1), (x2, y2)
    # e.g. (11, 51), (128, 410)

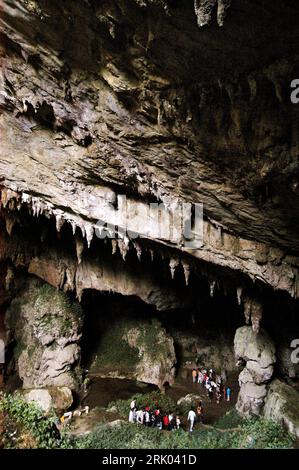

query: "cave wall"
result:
(0, 0), (299, 425)
(1, 0), (299, 300)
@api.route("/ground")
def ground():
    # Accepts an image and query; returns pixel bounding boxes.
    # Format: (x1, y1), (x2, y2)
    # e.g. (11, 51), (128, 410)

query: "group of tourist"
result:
(191, 367), (231, 404)
(127, 367), (232, 433)
(128, 399), (181, 431)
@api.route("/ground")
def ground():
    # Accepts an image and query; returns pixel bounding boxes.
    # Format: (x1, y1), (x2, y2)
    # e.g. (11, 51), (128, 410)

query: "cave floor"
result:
(72, 373), (239, 436)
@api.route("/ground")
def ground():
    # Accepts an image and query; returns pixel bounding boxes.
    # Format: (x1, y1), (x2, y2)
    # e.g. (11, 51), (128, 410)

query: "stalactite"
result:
(243, 296), (251, 324)
(5, 266), (14, 291)
(55, 214), (65, 233)
(181, 259), (190, 286)
(169, 257), (179, 279)
(5, 214), (17, 236)
(251, 300), (263, 334)
(111, 239), (117, 255)
(210, 279), (216, 297)
(134, 241), (142, 261)
(237, 287), (243, 305)
(75, 236), (84, 265)
(70, 219), (77, 235)
(243, 295), (263, 333)
(85, 224), (94, 249)
(118, 239), (129, 260)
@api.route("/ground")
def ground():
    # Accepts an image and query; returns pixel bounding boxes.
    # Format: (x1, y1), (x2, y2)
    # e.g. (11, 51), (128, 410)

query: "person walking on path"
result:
(187, 408), (196, 432)
(192, 368), (197, 383)
(226, 386), (231, 402)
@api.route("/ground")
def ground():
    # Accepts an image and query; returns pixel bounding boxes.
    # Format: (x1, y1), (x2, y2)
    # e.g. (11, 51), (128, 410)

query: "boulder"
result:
(125, 320), (176, 390)
(89, 317), (176, 390)
(236, 383), (267, 417)
(246, 360), (273, 384)
(234, 326), (276, 417)
(21, 386), (73, 414)
(177, 393), (204, 407)
(5, 277), (84, 390)
(263, 379), (299, 438)
(234, 326), (276, 368)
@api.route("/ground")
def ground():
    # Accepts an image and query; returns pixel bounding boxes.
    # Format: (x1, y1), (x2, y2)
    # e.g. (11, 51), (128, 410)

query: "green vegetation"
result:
(0, 393), (68, 449)
(13, 341), (25, 359)
(90, 320), (139, 372)
(35, 283), (83, 321)
(0, 393), (294, 449)
(214, 409), (243, 429)
(72, 417), (295, 449)
(135, 319), (170, 362)
(91, 318), (172, 373)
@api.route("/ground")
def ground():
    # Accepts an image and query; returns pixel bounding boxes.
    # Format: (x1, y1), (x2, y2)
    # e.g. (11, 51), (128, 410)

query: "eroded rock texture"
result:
(264, 379), (299, 438)
(0, 0), (299, 419)
(5, 277), (83, 390)
(234, 326), (276, 416)
(0, 0), (299, 307)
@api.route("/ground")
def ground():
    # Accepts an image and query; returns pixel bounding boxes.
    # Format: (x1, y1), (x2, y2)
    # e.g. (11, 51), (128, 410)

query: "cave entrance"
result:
(80, 290), (160, 375)
(80, 280), (242, 419)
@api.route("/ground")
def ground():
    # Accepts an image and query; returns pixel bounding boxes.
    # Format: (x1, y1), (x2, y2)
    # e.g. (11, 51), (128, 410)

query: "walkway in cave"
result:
(80, 372), (239, 430)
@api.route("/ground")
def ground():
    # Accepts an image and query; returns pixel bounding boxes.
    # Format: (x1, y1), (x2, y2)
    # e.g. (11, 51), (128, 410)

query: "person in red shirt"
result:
(162, 414), (169, 430)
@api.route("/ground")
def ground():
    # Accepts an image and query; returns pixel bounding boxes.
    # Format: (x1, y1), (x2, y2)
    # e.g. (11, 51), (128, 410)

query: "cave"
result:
(1, 0), (299, 450)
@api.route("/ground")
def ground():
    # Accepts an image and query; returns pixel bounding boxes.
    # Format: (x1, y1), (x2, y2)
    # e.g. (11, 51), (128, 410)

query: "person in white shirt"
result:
(187, 409), (196, 432)
(130, 399), (136, 410)
(136, 409), (144, 424)
(128, 409), (134, 423)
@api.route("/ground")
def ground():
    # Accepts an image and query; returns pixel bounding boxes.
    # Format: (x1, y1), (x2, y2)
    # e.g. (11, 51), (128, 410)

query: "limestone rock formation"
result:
(89, 317), (176, 390)
(0, 0), (299, 436)
(1, 0), (299, 304)
(125, 320), (176, 389)
(263, 380), (299, 438)
(5, 277), (84, 390)
(234, 326), (276, 416)
(21, 386), (73, 415)
(172, 330), (236, 374)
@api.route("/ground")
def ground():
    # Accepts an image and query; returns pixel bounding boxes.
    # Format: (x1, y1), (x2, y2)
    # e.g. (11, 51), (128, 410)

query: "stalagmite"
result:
(169, 258), (179, 280)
